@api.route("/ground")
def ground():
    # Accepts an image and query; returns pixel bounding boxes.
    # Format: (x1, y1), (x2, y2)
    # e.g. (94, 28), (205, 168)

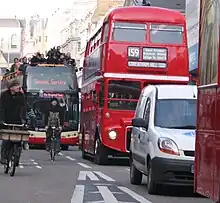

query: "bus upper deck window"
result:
(150, 24), (184, 44)
(112, 22), (146, 43)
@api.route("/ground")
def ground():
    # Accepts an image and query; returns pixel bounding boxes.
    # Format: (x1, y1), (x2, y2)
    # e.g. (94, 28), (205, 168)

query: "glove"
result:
(21, 119), (26, 125)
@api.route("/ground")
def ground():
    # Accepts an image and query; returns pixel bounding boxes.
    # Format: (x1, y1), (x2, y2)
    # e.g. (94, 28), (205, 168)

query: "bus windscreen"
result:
(26, 66), (77, 91)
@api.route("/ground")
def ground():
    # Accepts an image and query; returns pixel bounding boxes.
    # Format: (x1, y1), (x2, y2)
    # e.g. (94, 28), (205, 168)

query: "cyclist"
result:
(0, 79), (27, 164)
(45, 98), (64, 153)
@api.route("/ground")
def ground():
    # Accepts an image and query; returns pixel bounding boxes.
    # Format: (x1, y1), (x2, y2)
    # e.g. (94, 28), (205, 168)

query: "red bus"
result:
(195, 0), (220, 202)
(80, 6), (189, 165)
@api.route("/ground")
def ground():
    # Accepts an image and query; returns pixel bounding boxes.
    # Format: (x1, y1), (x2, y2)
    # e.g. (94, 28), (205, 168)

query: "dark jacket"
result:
(44, 104), (64, 127)
(0, 90), (26, 124)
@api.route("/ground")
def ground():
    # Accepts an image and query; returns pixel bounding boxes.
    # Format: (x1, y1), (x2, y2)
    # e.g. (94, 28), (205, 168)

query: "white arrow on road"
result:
(77, 171), (115, 181)
(78, 171), (100, 181)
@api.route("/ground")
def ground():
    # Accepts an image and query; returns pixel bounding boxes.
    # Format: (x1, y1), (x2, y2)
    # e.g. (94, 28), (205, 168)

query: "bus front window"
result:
(107, 80), (141, 110)
(26, 65), (76, 91)
(150, 24), (183, 44)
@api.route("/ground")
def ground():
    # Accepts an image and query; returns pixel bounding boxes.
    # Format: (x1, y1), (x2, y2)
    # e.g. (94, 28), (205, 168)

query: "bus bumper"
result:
(28, 131), (79, 146)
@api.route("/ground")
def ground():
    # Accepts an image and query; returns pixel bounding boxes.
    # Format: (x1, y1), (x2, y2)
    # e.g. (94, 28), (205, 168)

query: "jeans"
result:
(45, 127), (61, 152)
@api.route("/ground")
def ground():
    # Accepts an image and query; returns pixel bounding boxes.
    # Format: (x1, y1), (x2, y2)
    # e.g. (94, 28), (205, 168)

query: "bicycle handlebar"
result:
(3, 122), (24, 127)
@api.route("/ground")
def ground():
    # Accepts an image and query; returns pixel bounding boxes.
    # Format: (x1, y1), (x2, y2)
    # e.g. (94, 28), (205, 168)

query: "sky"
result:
(0, 0), (74, 18)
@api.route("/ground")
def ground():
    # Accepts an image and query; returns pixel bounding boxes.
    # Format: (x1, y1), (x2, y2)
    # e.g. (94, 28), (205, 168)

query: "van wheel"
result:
(147, 160), (158, 194)
(94, 138), (108, 165)
(130, 157), (142, 185)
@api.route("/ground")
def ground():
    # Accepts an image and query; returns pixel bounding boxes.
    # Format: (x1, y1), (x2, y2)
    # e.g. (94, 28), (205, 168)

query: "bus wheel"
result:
(94, 138), (108, 165)
(61, 145), (69, 151)
(81, 133), (88, 159)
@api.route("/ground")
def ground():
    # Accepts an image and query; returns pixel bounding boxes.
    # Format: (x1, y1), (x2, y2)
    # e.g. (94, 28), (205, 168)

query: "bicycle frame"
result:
(2, 123), (25, 176)
(50, 126), (59, 161)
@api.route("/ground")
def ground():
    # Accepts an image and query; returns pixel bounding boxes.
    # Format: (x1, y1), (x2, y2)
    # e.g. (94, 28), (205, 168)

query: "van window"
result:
(135, 91), (145, 117)
(155, 99), (196, 129)
(143, 98), (151, 123)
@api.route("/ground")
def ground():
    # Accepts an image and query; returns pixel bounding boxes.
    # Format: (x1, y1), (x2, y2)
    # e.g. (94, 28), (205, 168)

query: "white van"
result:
(130, 85), (197, 194)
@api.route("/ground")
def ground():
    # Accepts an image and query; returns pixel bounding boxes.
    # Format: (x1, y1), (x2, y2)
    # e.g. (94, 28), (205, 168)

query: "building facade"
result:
(0, 18), (26, 66)
(186, 0), (200, 73)
(23, 15), (48, 57)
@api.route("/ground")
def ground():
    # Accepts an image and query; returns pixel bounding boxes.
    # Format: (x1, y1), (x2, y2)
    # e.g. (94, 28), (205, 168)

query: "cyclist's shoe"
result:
(0, 157), (6, 164)
(56, 149), (61, 154)
(22, 142), (29, 150)
(45, 145), (50, 151)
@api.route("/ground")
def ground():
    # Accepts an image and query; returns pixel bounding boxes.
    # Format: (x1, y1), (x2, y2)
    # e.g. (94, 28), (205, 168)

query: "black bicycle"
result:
(0, 123), (29, 176)
(50, 126), (59, 162)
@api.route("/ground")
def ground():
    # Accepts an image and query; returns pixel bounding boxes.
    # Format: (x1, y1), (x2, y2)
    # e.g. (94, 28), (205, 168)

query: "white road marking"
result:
(71, 185), (84, 203)
(118, 186), (152, 203)
(33, 162), (38, 165)
(126, 168), (130, 171)
(78, 171), (99, 181)
(97, 186), (118, 203)
(36, 165), (42, 169)
(19, 165), (24, 168)
(65, 156), (75, 161)
(93, 183), (113, 186)
(77, 162), (91, 168)
(59, 152), (64, 156)
(93, 171), (115, 182)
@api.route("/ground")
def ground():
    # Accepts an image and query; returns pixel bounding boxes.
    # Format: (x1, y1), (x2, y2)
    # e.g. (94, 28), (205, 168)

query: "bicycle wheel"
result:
(50, 140), (56, 161)
(4, 151), (10, 174)
(9, 146), (16, 177)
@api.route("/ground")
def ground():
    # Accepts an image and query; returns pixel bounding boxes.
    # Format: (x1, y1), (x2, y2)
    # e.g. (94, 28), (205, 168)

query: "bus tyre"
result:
(61, 145), (69, 151)
(130, 157), (142, 185)
(81, 134), (87, 159)
(147, 160), (158, 194)
(94, 138), (108, 165)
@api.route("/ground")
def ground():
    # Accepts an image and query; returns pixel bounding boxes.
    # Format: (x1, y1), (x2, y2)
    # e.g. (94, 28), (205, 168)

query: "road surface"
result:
(0, 146), (212, 203)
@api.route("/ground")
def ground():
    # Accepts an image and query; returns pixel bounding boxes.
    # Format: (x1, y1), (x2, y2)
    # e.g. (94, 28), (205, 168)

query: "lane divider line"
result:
(77, 162), (91, 168)
(65, 156), (76, 161)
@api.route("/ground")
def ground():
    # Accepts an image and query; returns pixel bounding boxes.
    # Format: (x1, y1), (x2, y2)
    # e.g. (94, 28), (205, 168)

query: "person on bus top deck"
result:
(44, 98), (65, 152)
(10, 61), (20, 73)
(0, 79), (28, 164)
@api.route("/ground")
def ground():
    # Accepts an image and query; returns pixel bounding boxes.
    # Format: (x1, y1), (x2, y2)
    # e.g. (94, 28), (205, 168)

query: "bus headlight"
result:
(108, 130), (117, 140)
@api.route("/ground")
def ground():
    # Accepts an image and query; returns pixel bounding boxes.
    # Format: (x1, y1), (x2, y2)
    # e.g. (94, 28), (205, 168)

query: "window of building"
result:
(11, 34), (18, 49)
(77, 41), (81, 52)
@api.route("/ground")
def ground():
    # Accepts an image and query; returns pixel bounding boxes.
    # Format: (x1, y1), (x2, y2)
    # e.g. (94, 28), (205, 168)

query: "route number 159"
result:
(128, 47), (140, 59)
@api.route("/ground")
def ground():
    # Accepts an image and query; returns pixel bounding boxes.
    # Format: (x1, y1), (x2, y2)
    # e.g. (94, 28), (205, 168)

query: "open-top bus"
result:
(195, 0), (220, 201)
(1, 63), (79, 150)
(80, 6), (190, 164)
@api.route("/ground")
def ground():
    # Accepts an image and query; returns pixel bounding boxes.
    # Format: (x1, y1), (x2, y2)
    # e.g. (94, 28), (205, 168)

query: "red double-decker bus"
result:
(80, 6), (189, 164)
(195, 0), (220, 202)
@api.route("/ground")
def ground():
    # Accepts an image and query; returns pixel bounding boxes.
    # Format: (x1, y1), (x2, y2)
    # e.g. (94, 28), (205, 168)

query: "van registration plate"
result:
(191, 164), (194, 173)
